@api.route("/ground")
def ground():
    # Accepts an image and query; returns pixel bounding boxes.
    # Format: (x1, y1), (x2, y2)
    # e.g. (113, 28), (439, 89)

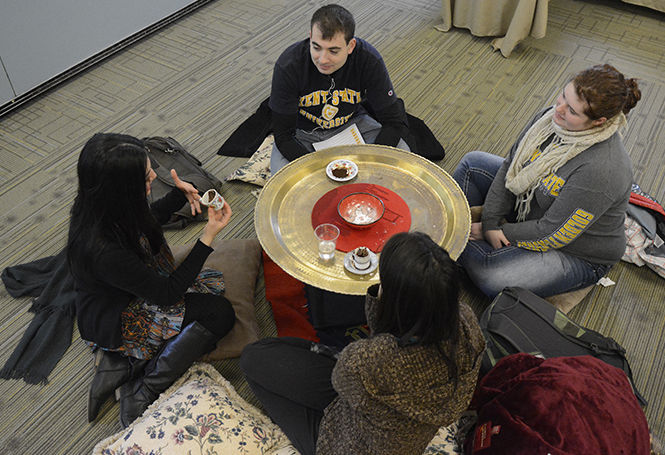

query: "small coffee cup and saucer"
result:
(344, 246), (378, 275)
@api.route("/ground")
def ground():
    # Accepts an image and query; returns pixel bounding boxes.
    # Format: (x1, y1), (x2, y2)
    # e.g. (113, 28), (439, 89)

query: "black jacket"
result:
(73, 189), (213, 348)
(217, 97), (445, 161)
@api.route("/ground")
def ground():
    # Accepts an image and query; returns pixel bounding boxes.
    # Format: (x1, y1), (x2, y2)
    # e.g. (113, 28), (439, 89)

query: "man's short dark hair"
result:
(310, 4), (355, 43)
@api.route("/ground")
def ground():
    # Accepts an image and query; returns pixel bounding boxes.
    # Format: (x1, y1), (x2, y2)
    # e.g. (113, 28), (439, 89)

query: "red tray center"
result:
(311, 183), (411, 253)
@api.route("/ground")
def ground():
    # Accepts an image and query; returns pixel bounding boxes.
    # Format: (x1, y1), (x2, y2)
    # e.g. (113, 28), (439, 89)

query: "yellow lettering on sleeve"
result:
(516, 209), (594, 252)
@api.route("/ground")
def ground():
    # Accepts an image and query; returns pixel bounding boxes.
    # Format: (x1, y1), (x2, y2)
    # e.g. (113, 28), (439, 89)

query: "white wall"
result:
(0, 59), (13, 104)
(0, 0), (193, 105)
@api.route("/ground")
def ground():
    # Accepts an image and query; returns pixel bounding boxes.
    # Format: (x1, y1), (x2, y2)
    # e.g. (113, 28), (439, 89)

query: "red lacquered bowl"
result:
(337, 192), (385, 229)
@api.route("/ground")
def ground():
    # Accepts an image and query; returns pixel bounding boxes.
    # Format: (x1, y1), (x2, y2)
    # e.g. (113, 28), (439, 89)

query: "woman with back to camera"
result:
(240, 231), (486, 455)
(67, 133), (236, 427)
(453, 64), (641, 298)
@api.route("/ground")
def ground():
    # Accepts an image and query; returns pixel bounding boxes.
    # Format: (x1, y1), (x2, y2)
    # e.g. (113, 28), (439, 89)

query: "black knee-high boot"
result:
(116, 322), (219, 428)
(88, 350), (147, 422)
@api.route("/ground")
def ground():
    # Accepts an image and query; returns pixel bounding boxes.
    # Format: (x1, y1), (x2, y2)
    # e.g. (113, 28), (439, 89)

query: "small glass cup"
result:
(314, 223), (340, 262)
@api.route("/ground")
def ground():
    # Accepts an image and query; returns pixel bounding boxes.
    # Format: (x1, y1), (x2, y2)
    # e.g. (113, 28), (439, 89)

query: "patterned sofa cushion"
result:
(92, 362), (298, 455)
(226, 135), (273, 187)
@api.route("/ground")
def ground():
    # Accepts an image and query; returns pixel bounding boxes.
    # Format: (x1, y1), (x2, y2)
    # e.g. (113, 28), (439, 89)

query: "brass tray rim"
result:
(255, 144), (470, 295)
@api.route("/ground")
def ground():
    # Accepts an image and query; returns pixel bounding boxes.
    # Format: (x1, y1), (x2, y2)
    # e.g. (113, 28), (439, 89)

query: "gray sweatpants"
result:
(270, 114), (410, 173)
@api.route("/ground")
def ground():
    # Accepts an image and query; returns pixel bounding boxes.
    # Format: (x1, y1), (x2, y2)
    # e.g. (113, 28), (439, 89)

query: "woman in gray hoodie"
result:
(453, 64), (641, 298)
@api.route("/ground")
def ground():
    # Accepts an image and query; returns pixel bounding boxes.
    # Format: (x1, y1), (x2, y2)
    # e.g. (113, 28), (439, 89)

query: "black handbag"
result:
(143, 136), (223, 229)
(480, 286), (647, 406)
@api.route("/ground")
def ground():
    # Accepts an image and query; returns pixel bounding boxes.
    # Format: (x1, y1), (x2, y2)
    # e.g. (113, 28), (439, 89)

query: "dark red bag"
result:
(466, 353), (650, 455)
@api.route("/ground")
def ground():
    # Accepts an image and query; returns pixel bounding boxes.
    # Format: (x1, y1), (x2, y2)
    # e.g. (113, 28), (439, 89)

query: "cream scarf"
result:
(505, 108), (626, 221)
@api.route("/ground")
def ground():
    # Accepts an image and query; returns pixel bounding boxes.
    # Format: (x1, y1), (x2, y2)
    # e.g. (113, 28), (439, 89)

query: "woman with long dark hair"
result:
(67, 133), (235, 427)
(453, 64), (641, 298)
(240, 232), (485, 455)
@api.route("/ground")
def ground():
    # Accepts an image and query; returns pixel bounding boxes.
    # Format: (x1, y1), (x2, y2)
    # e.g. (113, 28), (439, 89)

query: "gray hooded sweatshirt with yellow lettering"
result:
(482, 107), (632, 265)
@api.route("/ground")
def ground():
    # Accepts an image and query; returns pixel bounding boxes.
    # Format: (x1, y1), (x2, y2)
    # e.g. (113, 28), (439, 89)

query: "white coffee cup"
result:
(352, 247), (372, 270)
(200, 189), (224, 210)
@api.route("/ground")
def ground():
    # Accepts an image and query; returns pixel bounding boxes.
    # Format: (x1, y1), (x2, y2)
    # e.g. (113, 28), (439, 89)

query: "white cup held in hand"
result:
(200, 189), (225, 211)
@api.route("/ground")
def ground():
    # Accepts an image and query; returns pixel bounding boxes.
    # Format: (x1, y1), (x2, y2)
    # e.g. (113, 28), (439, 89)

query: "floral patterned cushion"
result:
(93, 361), (472, 455)
(225, 135), (273, 187)
(423, 412), (476, 455)
(93, 362), (298, 455)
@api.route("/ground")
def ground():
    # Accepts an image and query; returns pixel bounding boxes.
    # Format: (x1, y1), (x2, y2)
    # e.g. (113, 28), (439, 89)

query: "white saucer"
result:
(326, 159), (358, 182)
(344, 250), (378, 275)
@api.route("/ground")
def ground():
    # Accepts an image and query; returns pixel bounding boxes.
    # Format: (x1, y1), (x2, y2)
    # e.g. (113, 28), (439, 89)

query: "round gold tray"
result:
(255, 144), (470, 295)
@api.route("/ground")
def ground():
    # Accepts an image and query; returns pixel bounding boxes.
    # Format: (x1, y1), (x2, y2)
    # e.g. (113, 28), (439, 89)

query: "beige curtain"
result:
(621, 0), (665, 12)
(436, 0), (550, 57)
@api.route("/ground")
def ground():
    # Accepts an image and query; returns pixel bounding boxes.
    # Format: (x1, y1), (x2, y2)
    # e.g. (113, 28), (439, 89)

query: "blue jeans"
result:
(270, 114), (410, 173)
(452, 151), (611, 298)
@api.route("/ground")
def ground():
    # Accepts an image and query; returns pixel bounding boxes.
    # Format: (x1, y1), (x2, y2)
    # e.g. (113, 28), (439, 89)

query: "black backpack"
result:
(480, 286), (647, 406)
(143, 136), (222, 229)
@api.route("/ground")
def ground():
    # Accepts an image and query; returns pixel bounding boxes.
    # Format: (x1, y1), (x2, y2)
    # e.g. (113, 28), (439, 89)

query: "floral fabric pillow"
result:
(225, 135), (273, 187)
(424, 412), (476, 455)
(93, 362), (298, 455)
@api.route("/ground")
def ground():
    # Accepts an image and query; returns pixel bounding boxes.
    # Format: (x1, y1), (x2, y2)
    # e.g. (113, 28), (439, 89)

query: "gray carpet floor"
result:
(0, 0), (663, 452)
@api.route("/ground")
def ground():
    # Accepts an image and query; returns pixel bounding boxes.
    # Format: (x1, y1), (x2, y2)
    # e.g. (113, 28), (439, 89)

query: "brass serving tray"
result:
(255, 144), (470, 295)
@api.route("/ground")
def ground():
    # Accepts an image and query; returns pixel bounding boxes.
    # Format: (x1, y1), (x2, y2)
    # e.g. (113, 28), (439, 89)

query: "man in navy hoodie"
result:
(269, 4), (410, 172)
